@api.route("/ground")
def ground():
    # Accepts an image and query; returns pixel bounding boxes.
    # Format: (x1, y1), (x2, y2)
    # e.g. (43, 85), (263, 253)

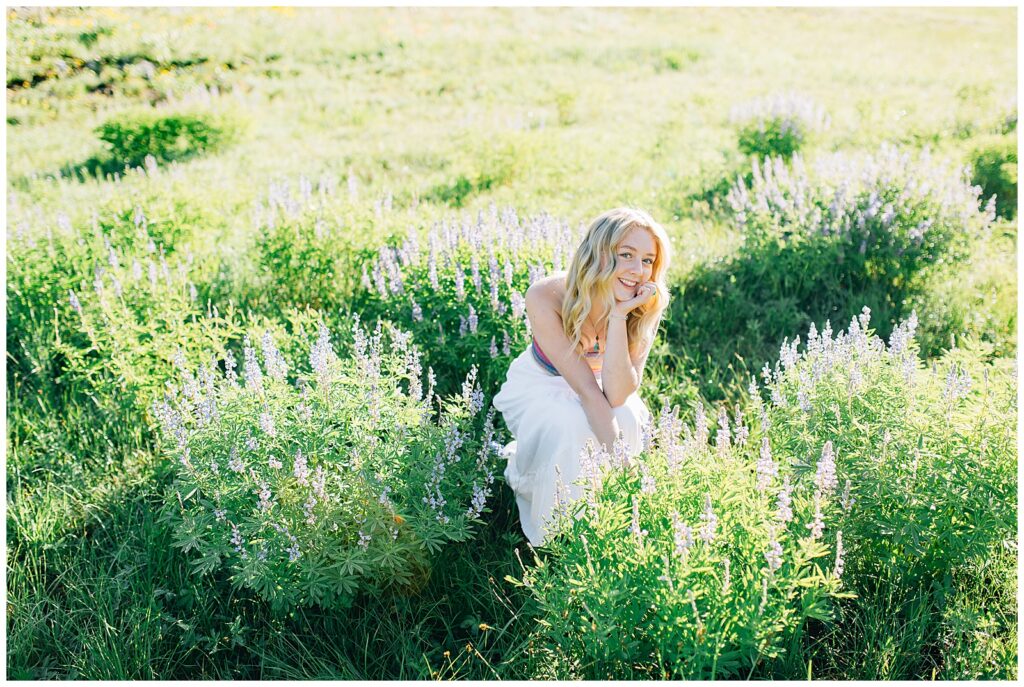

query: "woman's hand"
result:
(612, 281), (657, 318)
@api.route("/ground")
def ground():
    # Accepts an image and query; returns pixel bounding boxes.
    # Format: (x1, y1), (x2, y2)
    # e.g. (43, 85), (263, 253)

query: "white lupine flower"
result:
(806, 490), (824, 539)
(243, 337), (264, 394)
(630, 495), (648, 545)
(834, 530), (845, 578)
(698, 494), (717, 543)
(814, 441), (838, 496)
(765, 526), (784, 572)
(756, 437), (778, 491)
(671, 510), (693, 559)
(259, 411), (276, 437)
(776, 475), (794, 523)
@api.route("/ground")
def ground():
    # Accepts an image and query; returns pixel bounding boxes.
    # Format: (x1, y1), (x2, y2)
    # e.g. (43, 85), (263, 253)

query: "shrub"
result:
(669, 145), (995, 401)
(155, 318), (501, 612)
(355, 206), (584, 399)
(730, 93), (829, 160)
(513, 308), (1016, 679)
(95, 108), (247, 168)
(969, 134), (1017, 219)
(510, 384), (850, 679)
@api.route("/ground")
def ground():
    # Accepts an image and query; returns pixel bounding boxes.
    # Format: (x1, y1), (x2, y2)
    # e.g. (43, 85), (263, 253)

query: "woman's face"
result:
(607, 226), (657, 303)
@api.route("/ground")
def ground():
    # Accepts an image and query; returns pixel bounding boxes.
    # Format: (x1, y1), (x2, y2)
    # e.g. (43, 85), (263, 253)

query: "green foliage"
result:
(156, 319), (500, 612)
(96, 108), (247, 169)
(668, 148), (991, 401)
(969, 134), (1017, 219)
(731, 93), (828, 160)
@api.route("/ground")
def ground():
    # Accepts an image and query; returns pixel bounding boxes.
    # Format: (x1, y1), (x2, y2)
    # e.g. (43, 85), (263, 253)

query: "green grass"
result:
(6, 6), (1017, 679)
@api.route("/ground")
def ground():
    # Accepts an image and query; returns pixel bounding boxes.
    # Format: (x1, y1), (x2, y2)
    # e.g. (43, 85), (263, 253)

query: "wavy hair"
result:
(561, 207), (672, 361)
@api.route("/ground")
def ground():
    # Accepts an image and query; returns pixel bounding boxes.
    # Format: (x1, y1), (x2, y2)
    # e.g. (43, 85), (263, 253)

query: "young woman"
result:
(493, 207), (672, 546)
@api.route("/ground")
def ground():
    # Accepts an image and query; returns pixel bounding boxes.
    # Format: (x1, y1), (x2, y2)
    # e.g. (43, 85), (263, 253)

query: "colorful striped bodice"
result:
(531, 337), (603, 376)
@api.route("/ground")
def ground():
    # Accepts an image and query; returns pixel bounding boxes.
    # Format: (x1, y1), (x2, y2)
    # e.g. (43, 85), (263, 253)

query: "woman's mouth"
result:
(618, 277), (638, 289)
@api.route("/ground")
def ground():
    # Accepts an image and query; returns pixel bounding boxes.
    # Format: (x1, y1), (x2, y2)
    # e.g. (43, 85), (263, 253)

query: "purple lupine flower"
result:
(454, 266), (466, 301)
(489, 337), (498, 359)
(293, 449), (309, 485)
(268, 454), (282, 470)
(286, 534), (301, 562)
(309, 321), (336, 379)
(261, 331), (288, 382)
(715, 406), (731, 454)
(256, 482), (275, 512)
(694, 402), (708, 447)
(502, 331), (511, 356)
(228, 446), (244, 473)
(259, 411), (276, 437)
(304, 495), (317, 525)
(243, 337), (264, 394)
(467, 304), (478, 333)
(412, 301), (423, 322)
(68, 289), (82, 314)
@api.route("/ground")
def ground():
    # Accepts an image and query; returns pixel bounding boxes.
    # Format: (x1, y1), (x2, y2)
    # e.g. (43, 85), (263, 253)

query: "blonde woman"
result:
(493, 207), (672, 546)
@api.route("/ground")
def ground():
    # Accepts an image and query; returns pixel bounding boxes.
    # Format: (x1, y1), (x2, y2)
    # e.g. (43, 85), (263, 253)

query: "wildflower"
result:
(756, 437), (778, 492)
(639, 460), (657, 495)
(502, 331), (511, 356)
(722, 557), (731, 594)
(223, 350), (239, 387)
(776, 475), (794, 523)
(840, 479), (854, 512)
(230, 523), (247, 557)
(467, 304), (478, 333)
(228, 446), (244, 473)
(259, 411), (276, 437)
(814, 441), (838, 496)
(806, 490), (824, 539)
(309, 322), (336, 380)
(765, 526), (784, 572)
(243, 337), (264, 394)
(698, 494), (717, 543)
(715, 406), (731, 453)
(412, 301), (423, 322)
(466, 482), (488, 519)
(489, 336), (498, 359)
(630, 495), (648, 545)
(358, 530), (371, 549)
(213, 508), (226, 521)
(286, 534), (301, 562)
(454, 266), (466, 301)
(268, 454), (282, 470)
(68, 289), (82, 315)
(256, 482), (275, 512)
(293, 449), (309, 485)
(671, 510), (693, 559)
(261, 331), (288, 382)
(246, 436), (259, 452)
(833, 530), (845, 579)
(694, 402), (709, 446)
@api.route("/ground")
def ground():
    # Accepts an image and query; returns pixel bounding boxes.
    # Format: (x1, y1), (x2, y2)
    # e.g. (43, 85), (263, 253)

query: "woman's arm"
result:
(601, 314), (658, 408)
(525, 280), (621, 450)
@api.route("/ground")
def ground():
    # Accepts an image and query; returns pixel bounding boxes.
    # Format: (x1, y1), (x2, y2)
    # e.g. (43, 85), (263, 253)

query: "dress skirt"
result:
(492, 347), (651, 546)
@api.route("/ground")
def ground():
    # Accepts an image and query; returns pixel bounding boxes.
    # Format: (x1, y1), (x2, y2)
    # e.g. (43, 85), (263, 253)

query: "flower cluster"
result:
(155, 317), (500, 612)
(730, 92), (830, 158)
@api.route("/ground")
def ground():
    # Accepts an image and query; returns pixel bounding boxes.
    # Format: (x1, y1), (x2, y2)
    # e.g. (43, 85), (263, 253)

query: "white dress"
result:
(492, 346), (651, 546)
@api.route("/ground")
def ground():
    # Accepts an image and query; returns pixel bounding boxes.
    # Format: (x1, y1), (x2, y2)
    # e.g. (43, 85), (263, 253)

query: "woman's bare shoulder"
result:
(526, 271), (568, 307)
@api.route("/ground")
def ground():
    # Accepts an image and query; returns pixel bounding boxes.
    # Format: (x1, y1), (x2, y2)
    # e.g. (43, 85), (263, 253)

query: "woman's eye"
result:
(643, 258), (654, 265)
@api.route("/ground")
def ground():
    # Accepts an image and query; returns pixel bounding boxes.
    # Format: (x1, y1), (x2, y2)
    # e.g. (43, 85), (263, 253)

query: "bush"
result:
(355, 206), (584, 400)
(969, 134), (1017, 219)
(730, 93), (829, 160)
(514, 308), (1016, 679)
(511, 379), (850, 678)
(668, 146), (994, 402)
(95, 108), (247, 168)
(155, 318), (501, 612)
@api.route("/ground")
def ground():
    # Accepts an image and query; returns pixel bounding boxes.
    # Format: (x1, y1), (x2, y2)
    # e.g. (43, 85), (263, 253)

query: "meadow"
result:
(5, 6), (1018, 679)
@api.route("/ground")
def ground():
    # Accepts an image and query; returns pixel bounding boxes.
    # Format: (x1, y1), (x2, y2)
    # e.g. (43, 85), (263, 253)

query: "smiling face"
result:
(608, 226), (658, 302)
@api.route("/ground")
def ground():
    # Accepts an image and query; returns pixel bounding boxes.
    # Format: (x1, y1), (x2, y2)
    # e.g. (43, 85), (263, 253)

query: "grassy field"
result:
(5, 6), (1017, 679)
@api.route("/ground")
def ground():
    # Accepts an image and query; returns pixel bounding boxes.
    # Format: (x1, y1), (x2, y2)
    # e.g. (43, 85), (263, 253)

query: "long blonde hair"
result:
(561, 207), (672, 361)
